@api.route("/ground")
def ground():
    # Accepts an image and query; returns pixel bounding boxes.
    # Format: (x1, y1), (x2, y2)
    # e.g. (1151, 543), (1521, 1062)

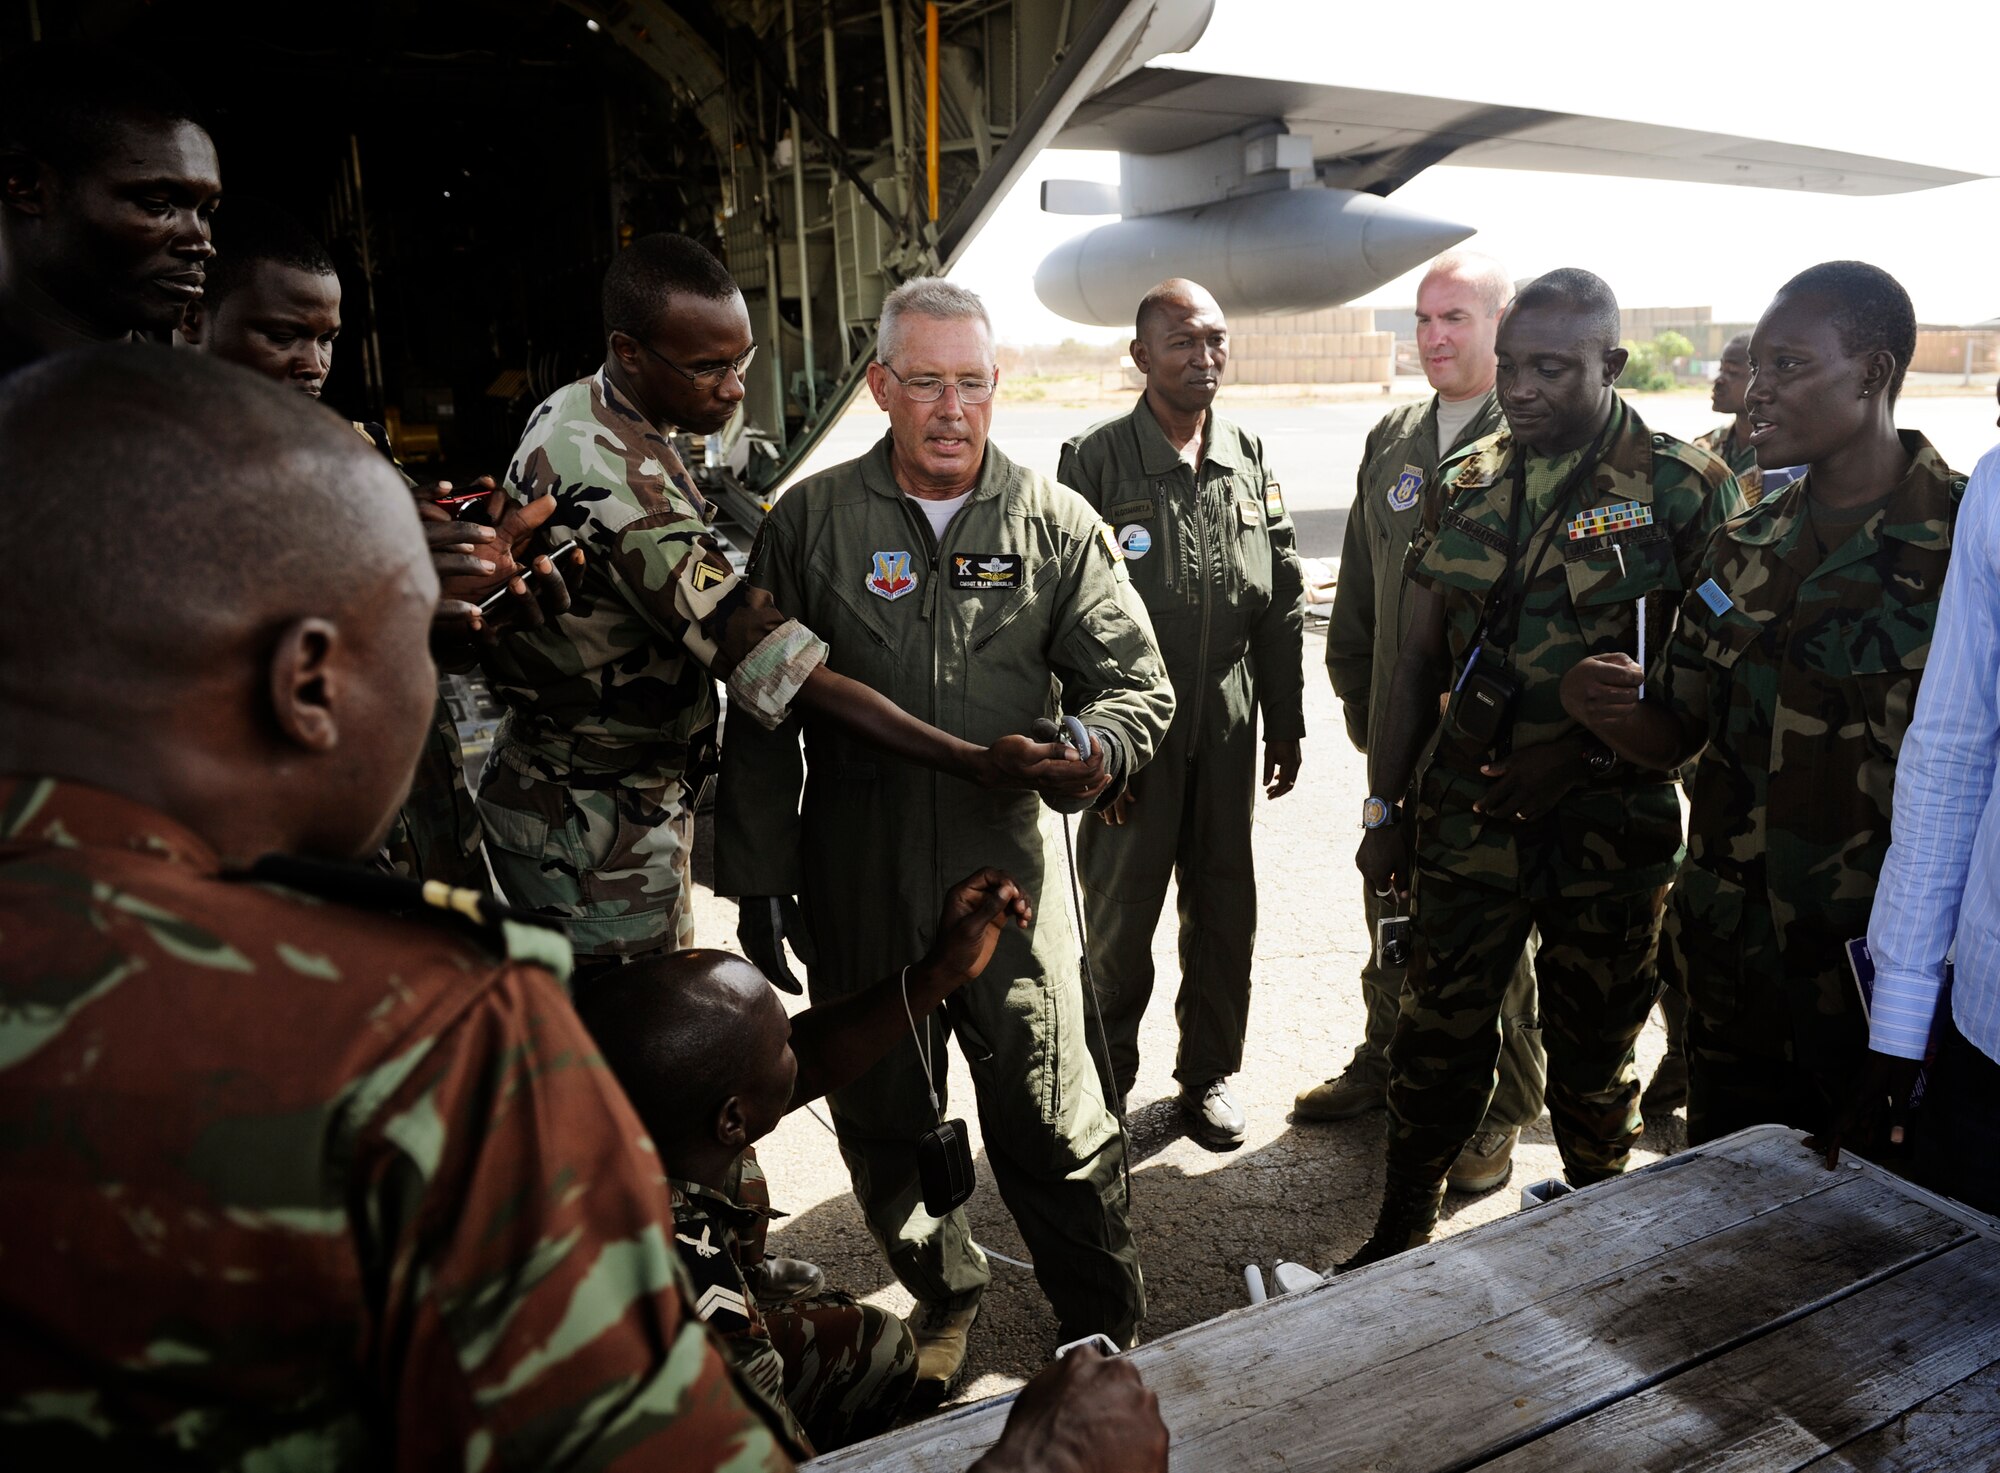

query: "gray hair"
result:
(877, 276), (993, 364)
(1423, 250), (1514, 316)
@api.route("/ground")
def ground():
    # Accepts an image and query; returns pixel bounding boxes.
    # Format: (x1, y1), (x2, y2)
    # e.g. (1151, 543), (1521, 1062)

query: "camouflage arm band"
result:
(727, 620), (828, 730)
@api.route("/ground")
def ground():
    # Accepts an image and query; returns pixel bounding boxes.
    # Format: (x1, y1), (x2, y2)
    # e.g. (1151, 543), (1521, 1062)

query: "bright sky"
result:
(953, 0), (2000, 344)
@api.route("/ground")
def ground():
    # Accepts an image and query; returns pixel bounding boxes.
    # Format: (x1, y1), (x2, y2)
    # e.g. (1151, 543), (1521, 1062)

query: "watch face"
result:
(1363, 797), (1389, 828)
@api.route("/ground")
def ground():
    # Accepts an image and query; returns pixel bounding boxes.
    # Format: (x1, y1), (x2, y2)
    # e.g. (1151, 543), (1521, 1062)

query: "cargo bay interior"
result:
(14, 0), (1189, 525)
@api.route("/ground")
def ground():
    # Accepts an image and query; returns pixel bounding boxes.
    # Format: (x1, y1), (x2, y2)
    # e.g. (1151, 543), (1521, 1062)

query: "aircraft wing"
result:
(1054, 67), (1983, 199)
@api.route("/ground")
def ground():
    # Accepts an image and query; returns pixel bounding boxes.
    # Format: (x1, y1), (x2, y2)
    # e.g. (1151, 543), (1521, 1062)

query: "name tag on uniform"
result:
(1695, 578), (1734, 615)
(949, 552), (1024, 590)
(1568, 500), (1653, 541)
(1238, 501), (1261, 528)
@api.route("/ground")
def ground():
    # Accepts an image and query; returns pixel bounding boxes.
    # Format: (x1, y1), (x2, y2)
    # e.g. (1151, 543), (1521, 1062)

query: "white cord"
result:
(901, 965), (943, 1117)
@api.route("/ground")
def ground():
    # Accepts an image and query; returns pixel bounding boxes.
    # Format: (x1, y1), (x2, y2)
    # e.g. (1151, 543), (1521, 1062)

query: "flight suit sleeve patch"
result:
(1264, 478), (1286, 518)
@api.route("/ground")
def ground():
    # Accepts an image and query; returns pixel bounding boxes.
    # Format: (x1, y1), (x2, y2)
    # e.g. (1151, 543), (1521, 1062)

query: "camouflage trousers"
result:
(1385, 866), (1665, 1194)
(475, 742), (693, 965)
(766, 1294), (917, 1453)
(1663, 864), (1870, 1146)
(732, 1151), (915, 1453)
(377, 694), (489, 892)
(1354, 880), (1546, 1133)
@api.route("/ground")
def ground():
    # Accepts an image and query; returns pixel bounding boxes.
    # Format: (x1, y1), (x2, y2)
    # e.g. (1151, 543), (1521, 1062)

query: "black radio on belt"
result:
(917, 1118), (976, 1216)
(1452, 645), (1521, 751)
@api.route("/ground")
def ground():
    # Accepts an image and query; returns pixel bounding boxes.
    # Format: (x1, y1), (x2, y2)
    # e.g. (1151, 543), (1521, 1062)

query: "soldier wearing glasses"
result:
(717, 278), (1173, 1393)
(477, 234), (768, 986)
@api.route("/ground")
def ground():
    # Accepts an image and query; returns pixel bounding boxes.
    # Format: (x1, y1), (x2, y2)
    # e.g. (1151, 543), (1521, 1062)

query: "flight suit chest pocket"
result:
(814, 547), (913, 689)
(967, 552), (1057, 655)
(1562, 525), (1673, 657)
(1229, 478), (1275, 610)
(1107, 478), (1186, 610)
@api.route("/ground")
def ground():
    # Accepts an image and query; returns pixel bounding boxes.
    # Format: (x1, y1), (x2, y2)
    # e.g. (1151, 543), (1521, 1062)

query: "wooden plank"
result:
(1159, 1174), (1969, 1471)
(1482, 1237), (2000, 1471)
(1803, 1360), (2000, 1471)
(806, 1129), (1927, 1472)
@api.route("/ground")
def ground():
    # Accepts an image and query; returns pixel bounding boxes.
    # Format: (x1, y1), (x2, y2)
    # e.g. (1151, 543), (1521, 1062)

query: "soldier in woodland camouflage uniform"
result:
(0, 350), (795, 1470)
(1348, 271), (1741, 1268)
(1693, 332), (1765, 506)
(580, 872), (1037, 1453)
(1564, 262), (1962, 1146)
(478, 235), (783, 974)
(1306, 252), (1544, 1196)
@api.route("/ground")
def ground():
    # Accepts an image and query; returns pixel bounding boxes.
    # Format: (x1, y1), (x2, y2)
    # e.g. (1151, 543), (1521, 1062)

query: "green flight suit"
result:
(715, 434), (1174, 1344)
(1056, 396), (1304, 1097)
(1324, 392), (1545, 1132)
(1654, 433), (1964, 1144)
(1391, 399), (1741, 1199)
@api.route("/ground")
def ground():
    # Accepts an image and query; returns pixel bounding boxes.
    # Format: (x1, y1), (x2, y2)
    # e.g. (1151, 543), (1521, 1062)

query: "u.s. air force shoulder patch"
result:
(1388, 464), (1424, 513)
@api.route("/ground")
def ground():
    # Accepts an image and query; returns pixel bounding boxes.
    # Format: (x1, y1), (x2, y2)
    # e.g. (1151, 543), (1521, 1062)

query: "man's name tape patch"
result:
(949, 552), (1024, 590)
(1567, 500), (1653, 541)
(1695, 578), (1734, 615)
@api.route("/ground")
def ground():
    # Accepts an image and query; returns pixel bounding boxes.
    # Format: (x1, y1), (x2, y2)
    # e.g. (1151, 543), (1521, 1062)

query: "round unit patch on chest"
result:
(1117, 524), (1152, 559)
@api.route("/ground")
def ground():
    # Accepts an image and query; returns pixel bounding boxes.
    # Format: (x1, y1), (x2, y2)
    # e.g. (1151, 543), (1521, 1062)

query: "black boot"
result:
(1335, 1179), (1444, 1273)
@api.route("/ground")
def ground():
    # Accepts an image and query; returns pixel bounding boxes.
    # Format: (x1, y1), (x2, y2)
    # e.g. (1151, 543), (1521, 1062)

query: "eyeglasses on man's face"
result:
(626, 334), (758, 389)
(880, 363), (996, 404)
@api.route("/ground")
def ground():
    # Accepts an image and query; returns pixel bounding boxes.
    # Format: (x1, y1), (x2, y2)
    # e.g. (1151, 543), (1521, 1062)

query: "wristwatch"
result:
(1580, 734), (1618, 776)
(1362, 796), (1403, 829)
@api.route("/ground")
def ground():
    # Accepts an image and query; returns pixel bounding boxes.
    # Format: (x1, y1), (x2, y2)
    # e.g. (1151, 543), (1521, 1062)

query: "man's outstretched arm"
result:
(786, 869), (1032, 1107)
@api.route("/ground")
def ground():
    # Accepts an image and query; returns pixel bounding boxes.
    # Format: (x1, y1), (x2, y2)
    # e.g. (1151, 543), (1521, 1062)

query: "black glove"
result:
(737, 895), (815, 995)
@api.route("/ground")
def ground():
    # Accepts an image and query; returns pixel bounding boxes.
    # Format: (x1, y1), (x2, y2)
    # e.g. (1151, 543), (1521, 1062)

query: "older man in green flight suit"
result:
(1057, 278), (1305, 1150)
(1301, 252), (1547, 1197)
(716, 278), (1174, 1397)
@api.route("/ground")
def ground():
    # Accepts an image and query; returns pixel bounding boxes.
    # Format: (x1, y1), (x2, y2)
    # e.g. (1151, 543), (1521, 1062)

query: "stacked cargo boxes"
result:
(1222, 306), (1395, 386)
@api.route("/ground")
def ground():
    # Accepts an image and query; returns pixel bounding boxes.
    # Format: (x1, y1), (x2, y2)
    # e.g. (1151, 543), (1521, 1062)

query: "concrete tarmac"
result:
(691, 384), (2000, 1416)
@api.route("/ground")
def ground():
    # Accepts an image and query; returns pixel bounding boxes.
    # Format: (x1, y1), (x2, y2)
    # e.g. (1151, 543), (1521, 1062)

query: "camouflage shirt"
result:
(669, 1173), (804, 1451)
(1655, 432), (1964, 975)
(1409, 397), (1742, 897)
(482, 368), (717, 787)
(0, 776), (791, 1472)
(1693, 421), (1765, 507)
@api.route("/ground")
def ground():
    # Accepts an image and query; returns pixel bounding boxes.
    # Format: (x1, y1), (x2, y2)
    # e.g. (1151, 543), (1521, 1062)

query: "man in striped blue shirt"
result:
(1862, 438), (2000, 1214)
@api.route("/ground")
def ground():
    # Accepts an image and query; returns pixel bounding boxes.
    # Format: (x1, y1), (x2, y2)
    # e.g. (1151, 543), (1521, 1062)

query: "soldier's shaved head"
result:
(580, 950), (798, 1162)
(1511, 268), (1622, 356)
(1134, 277), (1220, 341)
(0, 347), (439, 863)
(1723, 331), (1751, 360)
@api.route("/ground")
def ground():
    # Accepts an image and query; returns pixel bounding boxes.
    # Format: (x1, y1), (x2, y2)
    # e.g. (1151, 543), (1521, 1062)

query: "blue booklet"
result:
(1845, 936), (1954, 1109)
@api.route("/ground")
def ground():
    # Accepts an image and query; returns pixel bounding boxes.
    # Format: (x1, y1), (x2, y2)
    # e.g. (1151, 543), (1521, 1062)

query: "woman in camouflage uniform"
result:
(1562, 261), (1967, 1146)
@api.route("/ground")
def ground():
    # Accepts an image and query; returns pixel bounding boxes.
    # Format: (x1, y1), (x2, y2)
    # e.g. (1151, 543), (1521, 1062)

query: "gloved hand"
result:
(737, 895), (815, 995)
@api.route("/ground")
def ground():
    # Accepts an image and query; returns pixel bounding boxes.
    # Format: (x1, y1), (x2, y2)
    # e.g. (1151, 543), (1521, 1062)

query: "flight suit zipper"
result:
(1186, 462), (1213, 761)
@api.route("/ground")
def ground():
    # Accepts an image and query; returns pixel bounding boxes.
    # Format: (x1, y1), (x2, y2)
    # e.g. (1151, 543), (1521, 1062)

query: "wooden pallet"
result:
(806, 1125), (2000, 1471)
